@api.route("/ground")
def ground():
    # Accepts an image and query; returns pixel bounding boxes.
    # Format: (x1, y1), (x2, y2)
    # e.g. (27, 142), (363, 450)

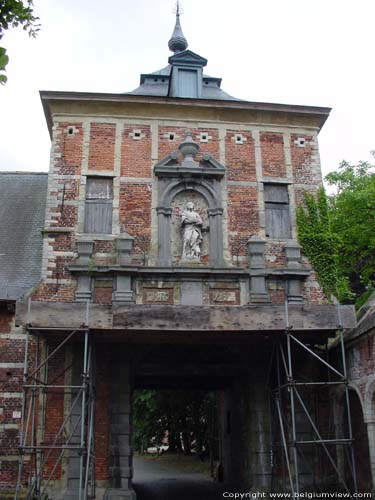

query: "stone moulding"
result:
(154, 139), (226, 267)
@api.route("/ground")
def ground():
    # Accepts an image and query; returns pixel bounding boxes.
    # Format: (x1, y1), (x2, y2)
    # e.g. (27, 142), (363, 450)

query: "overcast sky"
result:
(0, 0), (374, 179)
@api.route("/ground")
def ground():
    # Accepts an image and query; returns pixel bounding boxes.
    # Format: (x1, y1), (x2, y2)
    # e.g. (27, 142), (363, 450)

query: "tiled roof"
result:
(0, 172), (47, 300)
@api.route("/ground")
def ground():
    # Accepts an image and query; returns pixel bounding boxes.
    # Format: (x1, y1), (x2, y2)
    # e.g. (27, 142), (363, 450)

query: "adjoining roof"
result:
(0, 172), (48, 300)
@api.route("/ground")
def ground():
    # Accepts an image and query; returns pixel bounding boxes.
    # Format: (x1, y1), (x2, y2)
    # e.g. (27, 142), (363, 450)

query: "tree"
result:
(325, 154), (375, 305)
(0, 0), (39, 84)
(133, 389), (213, 457)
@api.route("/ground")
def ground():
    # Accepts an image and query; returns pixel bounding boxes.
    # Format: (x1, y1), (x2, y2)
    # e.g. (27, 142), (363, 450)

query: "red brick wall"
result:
(158, 127), (220, 163)
(54, 123), (83, 175)
(88, 123), (116, 171)
(260, 132), (286, 177)
(225, 130), (256, 182)
(93, 281), (113, 304)
(121, 125), (152, 177)
(119, 182), (151, 256)
(228, 186), (259, 258)
(32, 283), (76, 302)
(95, 349), (110, 480)
(291, 134), (319, 185)
(0, 308), (39, 490)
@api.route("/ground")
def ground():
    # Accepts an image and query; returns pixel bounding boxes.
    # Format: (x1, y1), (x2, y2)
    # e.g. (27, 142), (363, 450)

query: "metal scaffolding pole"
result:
(270, 299), (358, 496)
(14, 300), (96, 500)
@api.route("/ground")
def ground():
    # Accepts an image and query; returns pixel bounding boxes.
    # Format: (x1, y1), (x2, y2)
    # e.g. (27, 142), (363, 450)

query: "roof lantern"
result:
(128, 2), (240, 101)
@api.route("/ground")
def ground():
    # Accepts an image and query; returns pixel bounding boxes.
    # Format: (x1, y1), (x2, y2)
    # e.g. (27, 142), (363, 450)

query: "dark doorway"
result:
(132, 389), (225, 500)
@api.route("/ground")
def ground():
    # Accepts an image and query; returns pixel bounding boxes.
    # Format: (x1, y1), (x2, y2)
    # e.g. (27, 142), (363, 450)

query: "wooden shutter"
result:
(84, 178), (113, 234)
(264, 184), (292, 239)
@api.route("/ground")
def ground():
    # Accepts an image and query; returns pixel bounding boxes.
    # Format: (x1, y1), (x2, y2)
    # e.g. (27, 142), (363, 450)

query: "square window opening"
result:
(264, 184), (292, 239)
(84, 177), (113, 234)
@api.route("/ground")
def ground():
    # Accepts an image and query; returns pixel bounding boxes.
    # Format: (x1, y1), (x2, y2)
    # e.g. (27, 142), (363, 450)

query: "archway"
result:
(342, 389), (372, 492)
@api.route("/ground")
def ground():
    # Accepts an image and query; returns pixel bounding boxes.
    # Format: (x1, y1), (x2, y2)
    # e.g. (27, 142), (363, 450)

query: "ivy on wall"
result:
(296, 188), (352, 303)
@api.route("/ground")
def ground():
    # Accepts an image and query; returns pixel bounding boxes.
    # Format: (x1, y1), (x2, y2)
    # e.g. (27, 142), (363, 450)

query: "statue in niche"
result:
(181, 202), (203, 260)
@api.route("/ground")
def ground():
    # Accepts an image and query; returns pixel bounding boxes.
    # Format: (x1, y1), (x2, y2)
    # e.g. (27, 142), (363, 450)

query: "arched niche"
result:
(154, 134), (226, 267)
(171, 190), (209, 265)
(156, 178), (224, 267)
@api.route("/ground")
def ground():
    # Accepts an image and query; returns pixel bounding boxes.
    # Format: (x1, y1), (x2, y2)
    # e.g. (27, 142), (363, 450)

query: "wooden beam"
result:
(16, 301), (356, 332)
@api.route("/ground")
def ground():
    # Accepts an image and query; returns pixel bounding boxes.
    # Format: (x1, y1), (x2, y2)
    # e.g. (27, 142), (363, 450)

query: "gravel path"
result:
(133, 454), (226, 500)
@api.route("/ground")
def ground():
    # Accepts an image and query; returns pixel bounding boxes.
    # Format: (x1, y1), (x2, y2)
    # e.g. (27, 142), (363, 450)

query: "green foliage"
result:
(0, 0), (39, 84)
(0, 46), (8, 83)
(296, 187), (352, 302)
(325, 155), (375, 302)
(133, 390), (159, 453)
(133, 389), (213, 456)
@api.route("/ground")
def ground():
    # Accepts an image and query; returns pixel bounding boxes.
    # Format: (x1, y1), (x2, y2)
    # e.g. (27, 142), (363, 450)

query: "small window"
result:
(200, 132), (208, 143)
(264, 184), (291, 239)
(84, 177), (113, 234)
(177, 69), (198, 98)
(235, 134), (244, 145)
(169, 133), (175, 141)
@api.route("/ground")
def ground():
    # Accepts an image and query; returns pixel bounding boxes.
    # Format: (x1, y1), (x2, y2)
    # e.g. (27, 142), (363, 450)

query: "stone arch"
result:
(157, 178), (224, 267)
(364, 376), (375, 423)
(363, 376), (375, 491)
(160, 177), (221, 209)
(336, 387), (372, 492)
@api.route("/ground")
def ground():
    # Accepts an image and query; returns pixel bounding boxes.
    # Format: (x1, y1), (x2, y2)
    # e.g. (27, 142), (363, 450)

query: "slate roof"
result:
(128, 63), (241, 101)
(128, 12), (241, 101)
(0, 172), (48, 300)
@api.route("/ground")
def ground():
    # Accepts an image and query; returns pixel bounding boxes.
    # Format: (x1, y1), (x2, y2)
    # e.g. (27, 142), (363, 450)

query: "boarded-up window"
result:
(84, 177), (113, 234)
(264, 184), (291, 239)
(177, 69), (198, 98)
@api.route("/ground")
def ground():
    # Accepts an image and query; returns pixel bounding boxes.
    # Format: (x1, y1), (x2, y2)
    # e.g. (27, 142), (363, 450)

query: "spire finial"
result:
(168, 1), (188, 53)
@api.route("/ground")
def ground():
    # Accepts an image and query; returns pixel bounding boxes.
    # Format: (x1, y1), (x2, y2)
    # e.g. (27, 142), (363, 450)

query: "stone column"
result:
(76, 275), (92, 301)
(113, 275), (134, 303)
(248, 383), (273, 491)
(75, 236), (94, 301)
(247, 235), (269, 303)
(76, 236), (94, 264)
(116, 233), (134, 265)
(218, 372), (272, 491)
(156, 207), (172, 266)
(105, 363), (136, 500)
(285, 241), (303, 303)
(208, 207), (224, 267)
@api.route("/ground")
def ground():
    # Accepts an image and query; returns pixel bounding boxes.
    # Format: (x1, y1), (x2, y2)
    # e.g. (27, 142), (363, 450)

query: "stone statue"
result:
(181, 202), (203, 260)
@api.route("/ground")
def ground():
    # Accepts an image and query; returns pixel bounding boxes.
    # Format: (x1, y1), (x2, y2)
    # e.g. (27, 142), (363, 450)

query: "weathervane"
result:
(173, 1), (183, 16)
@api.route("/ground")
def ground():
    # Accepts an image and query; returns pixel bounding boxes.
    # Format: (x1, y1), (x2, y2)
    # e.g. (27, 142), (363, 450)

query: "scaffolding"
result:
(270, 300), (358, 496)
(14, 300), (96, 500)
(13, 296), (359, 498)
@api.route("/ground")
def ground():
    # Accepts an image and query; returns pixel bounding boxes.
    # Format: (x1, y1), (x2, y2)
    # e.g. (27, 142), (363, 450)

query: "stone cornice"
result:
(40, 91), (331, 138)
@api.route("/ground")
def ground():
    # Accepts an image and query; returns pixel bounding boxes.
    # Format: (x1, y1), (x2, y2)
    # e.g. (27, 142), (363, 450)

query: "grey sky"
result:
(0, 0), (374, 178)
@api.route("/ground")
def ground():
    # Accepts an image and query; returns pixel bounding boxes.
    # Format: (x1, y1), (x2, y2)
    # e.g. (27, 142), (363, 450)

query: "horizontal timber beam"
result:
(16, 301), (356, 333)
